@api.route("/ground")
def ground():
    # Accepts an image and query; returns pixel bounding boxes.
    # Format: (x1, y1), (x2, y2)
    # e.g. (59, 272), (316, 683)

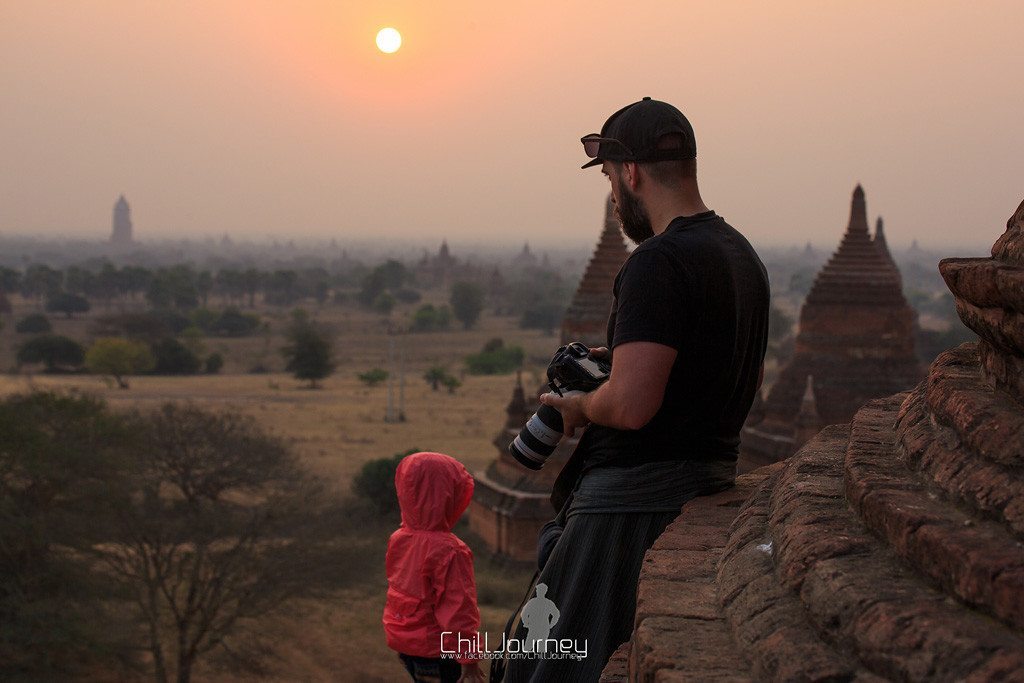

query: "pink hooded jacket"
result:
(383, 452), (479, 663)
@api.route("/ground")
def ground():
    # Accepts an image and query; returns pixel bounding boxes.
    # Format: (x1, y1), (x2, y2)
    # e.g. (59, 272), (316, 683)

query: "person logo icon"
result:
(520, 583), (560, 653)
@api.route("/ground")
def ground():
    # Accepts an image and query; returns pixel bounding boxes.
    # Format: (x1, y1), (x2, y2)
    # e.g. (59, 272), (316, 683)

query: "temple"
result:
(560, 194), (630, 347)
(470, 193), (628, 560)
(740, 185), (923, 470)
(110, 195), (133, 245)
(602, 197), (1024, 682)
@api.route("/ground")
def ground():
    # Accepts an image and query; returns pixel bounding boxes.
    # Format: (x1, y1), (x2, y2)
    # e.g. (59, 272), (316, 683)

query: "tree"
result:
(204, 352), (224, 374)
(151, 337), (202, 375)
(768, 303), (794, 342)
(85, 337), (155, 389)
(0, 392), (138, 679)
(423, 366), (456, 393)
(15, 313), (52, 334)
(464, 338), (524, 375)
(280, 310), (335, 388)
(94, 403), (332, 683)
(450, 281), (484, 329)
(46, 291), (91, 318)
(352, 448), (418, 515)
(358, 367), (389, 387)
(442, 374), (462, 394)
(519, 302), (564, 335)
(16, 335), (85, 372)
(411, 304), (451, 332)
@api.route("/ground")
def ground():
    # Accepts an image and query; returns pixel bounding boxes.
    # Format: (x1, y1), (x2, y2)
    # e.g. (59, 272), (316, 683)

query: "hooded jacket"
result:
(383, 452), (479, 663)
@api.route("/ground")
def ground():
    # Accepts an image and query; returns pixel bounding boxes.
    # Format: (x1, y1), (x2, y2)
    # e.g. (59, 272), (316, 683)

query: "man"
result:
(505, 98), (769, 682)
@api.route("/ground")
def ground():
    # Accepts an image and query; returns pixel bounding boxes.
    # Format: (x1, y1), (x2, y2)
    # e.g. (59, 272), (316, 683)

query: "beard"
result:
(613, 176), (655, 244)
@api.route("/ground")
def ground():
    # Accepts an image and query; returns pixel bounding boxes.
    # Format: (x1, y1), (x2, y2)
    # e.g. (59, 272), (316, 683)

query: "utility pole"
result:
(385, 335), (396, 423)
(398, 334), (407, 421)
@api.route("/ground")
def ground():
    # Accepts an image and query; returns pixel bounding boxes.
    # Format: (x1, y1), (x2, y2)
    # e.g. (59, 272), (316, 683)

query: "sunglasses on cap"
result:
(581, 133), (633, 161)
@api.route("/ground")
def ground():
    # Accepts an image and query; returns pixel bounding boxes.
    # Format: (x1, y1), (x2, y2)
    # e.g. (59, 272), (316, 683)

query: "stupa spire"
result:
(874, 216), (895, 265)
(848, 184), (869, 236)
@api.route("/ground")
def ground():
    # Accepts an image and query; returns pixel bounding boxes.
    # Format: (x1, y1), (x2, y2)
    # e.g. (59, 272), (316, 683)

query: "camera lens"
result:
(509, 404), (564, 470)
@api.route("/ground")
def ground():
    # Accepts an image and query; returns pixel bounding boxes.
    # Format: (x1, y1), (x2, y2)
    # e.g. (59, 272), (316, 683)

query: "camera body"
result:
(509, 342), (612, 470)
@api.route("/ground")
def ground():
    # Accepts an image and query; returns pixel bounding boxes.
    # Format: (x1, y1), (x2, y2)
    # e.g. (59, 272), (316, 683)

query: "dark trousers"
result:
(399, 653), (462, 683)
(505, 509), (678, 682)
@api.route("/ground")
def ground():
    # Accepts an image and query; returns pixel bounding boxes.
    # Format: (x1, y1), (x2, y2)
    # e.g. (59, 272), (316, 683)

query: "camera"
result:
(509, 342), (611, 470)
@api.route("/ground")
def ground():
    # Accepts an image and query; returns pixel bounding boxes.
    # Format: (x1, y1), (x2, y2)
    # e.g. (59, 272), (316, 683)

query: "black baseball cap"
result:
(580, 97), (697, 169)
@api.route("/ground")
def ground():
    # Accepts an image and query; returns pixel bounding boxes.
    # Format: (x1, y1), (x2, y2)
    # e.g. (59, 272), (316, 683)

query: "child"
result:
(384, 452), (485, 683)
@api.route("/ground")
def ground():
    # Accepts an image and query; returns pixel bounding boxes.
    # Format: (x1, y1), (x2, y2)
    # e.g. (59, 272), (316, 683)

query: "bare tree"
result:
(95, 404), (330, 683)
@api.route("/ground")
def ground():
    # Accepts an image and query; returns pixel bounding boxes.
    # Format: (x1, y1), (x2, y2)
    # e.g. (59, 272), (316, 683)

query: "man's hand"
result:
(539, 390), (590, 437)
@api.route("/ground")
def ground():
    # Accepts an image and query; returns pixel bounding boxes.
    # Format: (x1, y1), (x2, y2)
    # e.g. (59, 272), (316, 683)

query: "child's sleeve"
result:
(433, 545), (480, 665)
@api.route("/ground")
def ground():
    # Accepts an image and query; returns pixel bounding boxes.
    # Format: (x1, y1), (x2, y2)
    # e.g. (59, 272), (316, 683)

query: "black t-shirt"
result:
(576, 210), (769, 469)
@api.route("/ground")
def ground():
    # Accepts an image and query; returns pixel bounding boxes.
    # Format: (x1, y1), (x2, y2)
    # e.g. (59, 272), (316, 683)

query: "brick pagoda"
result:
(561, 194), (630, 347)
(741, 185), (923, 470)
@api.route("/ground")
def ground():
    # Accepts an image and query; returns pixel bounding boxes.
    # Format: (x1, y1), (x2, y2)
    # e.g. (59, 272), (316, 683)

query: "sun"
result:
(376, 27), (402, 54)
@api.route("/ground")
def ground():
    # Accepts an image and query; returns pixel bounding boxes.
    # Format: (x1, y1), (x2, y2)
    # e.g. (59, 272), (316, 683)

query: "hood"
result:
(395, 452), (475, 532)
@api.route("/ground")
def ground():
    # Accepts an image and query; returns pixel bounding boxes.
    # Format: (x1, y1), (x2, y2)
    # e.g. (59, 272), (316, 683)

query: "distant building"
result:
(416, 240), (459, 289)
(740, 185), (924, 471)
(110, 195), (133, 245)
(512, 242), (538, 269)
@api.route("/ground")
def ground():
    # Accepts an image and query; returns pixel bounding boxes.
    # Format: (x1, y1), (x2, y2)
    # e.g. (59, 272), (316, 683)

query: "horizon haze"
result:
(2, 1), (1022, 251)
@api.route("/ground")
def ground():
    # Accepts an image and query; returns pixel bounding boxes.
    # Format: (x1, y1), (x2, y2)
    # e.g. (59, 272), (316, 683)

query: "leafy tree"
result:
(146, 266), (199, 310)
(373, 291), (396, 314)
(423, 365), (450, 391)
(15, 313), (52, 334)
(442, 374), (462, 394)
(0, 392), (138, 679)
(464, 338), (524, 375)
(411, 304), (452, 332)
(519, 302), (564, 335)
(204, 352), (224, 374)
(358, 260), (410, 308)
(280, 310), (335, 388)
(264, 269), (299, 306)
(450, 281), (484, 329)
(0, 265), (22, 294)
(358, 367), (389, 387)
(768, 303), (794, 342)
(21, 264), (62, 302)
(16, 335), (85, 372)
(352, 448), (418, 515)
(150, 337), (202, 375)
(85, 337), (155, 389)
(46, 291), (91, 318)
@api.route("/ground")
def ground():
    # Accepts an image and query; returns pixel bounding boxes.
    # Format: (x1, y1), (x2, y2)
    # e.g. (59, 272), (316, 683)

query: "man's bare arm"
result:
(540, 341), (677, 435)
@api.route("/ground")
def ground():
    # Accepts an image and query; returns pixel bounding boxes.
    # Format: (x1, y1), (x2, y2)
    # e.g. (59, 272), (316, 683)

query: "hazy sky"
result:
(2, 1), (1022, 250)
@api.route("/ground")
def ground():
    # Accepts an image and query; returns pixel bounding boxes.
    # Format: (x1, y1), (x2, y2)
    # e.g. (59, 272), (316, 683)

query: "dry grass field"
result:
(0, 295), (556, 681)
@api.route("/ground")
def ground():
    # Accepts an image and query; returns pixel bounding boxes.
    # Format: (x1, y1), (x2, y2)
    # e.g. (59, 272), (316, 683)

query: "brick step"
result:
(848, 396), (1024, 630)
(718, 449), (877, 681)
(761, 421), (1024, 680)
(613, 471), (776, 682)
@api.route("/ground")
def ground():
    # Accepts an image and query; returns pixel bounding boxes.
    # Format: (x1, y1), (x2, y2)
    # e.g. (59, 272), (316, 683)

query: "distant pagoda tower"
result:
(560, 194), (630, 346)
(740, 185), (924, 471)
(512, 242), (538, 269)
(110, 195), (133, 245)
